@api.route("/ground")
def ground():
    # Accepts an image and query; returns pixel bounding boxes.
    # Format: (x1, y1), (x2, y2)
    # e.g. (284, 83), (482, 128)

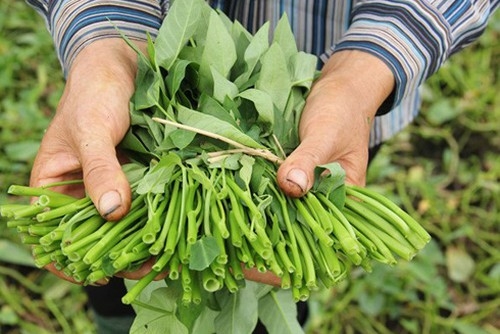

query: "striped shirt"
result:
(27, 0), (499, 147)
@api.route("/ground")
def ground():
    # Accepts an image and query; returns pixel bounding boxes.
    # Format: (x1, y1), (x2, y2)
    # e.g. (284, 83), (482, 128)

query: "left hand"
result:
(277, 50), (395, 196)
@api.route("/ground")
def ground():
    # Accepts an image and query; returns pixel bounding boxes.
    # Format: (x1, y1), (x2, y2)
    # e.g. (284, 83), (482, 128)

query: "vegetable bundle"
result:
(1, 0), (430, 309)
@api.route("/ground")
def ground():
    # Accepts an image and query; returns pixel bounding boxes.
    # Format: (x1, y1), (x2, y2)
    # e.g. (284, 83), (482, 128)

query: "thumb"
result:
(79, 135), (131, 221)
(276, 136), (332, 198)
(277, 134), (369, 197)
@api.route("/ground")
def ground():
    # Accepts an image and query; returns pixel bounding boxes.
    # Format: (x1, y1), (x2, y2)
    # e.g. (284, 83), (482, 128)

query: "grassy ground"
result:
(0, 1), (498, 333)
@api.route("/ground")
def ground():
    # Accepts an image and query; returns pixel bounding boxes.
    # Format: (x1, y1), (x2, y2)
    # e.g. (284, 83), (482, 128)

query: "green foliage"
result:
(0, 1), (63, 201)
(2, 3), (431, 333)
(0, 1), (92, 333)
(0, 0), (498, 333)
(307, 10), (500, 334)
(189, 236), (220, 271)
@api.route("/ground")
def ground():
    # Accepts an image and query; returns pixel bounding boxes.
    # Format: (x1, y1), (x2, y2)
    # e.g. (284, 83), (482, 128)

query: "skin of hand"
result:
(29, 38), (281, 286)
(30, 38), (142, 220)
(30, 38), (145, 284)
(277, 49), (395, 197)
(30, 37), (392, 286)
(123, 50), (396, 287)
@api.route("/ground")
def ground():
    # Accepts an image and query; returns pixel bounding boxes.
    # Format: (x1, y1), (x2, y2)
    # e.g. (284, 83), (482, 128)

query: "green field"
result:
(1, 1), (499, 333)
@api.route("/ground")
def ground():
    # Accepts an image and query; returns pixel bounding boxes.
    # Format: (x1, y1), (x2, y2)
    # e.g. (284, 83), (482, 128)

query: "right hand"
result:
(30, 38), (145, 283)
(277, 50), (395, 196)
(30, 38), (143, 221)
(30, 38), (284, 287)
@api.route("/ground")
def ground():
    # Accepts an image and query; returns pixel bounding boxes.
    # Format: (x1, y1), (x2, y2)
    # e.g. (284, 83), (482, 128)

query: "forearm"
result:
(332, 0), (499, 112)
(26, 0), (165, 75)
(308, 50), (395, 127)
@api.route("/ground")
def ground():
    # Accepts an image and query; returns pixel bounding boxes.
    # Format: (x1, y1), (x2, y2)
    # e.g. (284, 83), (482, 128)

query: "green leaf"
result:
(0, 239), (35, 267)
(172, 279), (211, 332)
(185, 163), (213, 188)
(135, 127), (159, 153)
(177, 105), (264, 149)
(488, 263), (500, 280)
(215, 8), (233, 33)
(190, 307), (219, 334)
(199, 94), (239, 128)
(281, 87), (306, 146)
(0, 306), (19, 325)
(134, 56), (161, 110)
(211, 66), (239, 104)
(255, 194), (273, 216)
(144, 113), (165, 146)
(155, 0), (203, 70)
(129, 104), (149, 126)
(255, 43), (292, 112)
(191, 3), (212, 47)
(146, 32), (156, 67)
(169, 129), (197, 150)
(258, 289), (304, 334)
(120, 129), (151, 155)
(250, 281), (274, 299)
(230, 21), (253, 79)
(209, 152), (241, 170)
(122, 163), (148, 185)
(426, 99), (461, 126)
(453, 321), (489, 334)
(129, 287), (189, 334)
(231, 20), (252, 45)
(214, 285), (259, 334)
(136, 153), (181, 194)
(124, 277), (169, 309)
(4, 140), (39, 162)
(313, 162), (346, 196)
(189, 236), (220, 271)
(199, 10), (237, 95)
(446, 246), (475, 283)
(234, 22), (270, 89)
(238, 154), (255, 189)
(238, 89), (274, 129)
(166, 59), (192, 100)
(290, 52), (318, 90)
(357, 290), (386, 317)
(272, 13), (298, 62)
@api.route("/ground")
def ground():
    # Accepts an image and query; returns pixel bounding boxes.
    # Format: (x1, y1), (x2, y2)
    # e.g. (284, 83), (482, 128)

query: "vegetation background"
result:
(0, 1), (498, 333)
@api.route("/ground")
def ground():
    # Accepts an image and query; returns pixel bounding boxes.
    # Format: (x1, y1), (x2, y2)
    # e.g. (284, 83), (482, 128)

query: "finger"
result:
(116, 258), (168, 281)
(30, 144), (85, 198)
(242, 267), (281, 287)
(77, 133), (131, 221)
(277, 135), (369, 197)
(45, 263), (108, 286)
(336, 152), (369, 187)
(277, 123), (338, 197)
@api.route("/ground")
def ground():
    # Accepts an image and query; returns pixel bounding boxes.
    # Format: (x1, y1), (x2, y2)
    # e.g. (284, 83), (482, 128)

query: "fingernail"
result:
(99, 190), (122, 218)
(286, 168), (308, 192)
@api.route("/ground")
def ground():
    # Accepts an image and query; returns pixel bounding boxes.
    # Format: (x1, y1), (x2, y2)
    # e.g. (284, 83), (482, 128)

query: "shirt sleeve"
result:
(26, 0), (168, 76)
(333, 0), (500, 114)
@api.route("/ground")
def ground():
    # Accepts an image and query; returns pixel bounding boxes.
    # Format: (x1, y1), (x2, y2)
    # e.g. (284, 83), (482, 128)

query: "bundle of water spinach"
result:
(1, 0), (431, 331)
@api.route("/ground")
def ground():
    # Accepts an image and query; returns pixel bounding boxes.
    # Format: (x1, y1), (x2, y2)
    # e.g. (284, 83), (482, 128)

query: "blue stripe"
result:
(26, 0), (499, 146)
(60, 6), (161, 56)
(353, 2), (445, 75)
(335, 39), (408, 106)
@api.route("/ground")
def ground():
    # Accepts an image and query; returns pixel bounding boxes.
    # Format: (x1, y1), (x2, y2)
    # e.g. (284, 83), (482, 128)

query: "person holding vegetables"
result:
(25, 0), (499, 332)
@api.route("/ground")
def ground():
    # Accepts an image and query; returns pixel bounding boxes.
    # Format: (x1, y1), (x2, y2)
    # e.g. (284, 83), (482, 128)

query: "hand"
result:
(30, 38), (143, 221)
(116, 262), (282, 287)
(30, 38), (280, 287)
(277, 50), (395, 196)
(30, 38), (145, 282)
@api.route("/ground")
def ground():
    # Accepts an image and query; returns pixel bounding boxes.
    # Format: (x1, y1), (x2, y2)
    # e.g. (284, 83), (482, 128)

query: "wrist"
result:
(67, 38), (146, 91)
(56, 38), (147, 145)
(317, 50), (395, 120)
